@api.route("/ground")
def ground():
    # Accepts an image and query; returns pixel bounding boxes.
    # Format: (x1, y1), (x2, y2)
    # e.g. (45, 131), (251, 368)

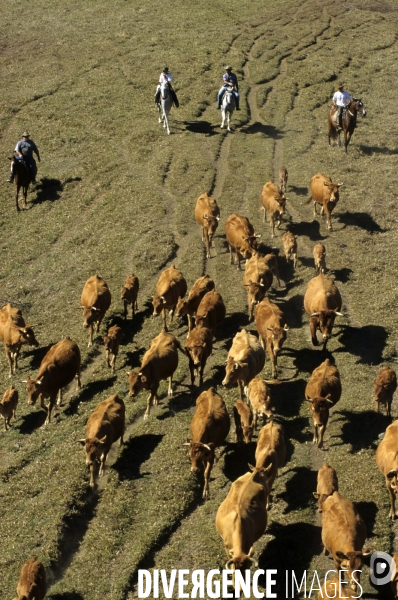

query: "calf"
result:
(194, 193), (220, 259)
(376, 420), (398, 519)
(255, 421), (286, 508)
(222, 329), (265, 398)
(127, 330), (185, 419)
(313, 463), (339, 512)
(185, 325), (213, 386)
(120, 274), (139, 319)
(184, 387), (230, 498)
(260, 180), (287, 237)
(374, 365), (397, 417)
(13, 557), (47, 600)
(279, 166), (288, 193)
(305, 359), (341, 448)
(0, 386), (18, 431)
(195, 290), (226, 333)
(233, 400), (254, 443)
(24, 337), (81, 425)
(313, 242), (326, 275)
(255, 297), (288, 380)
(264, 252), (281, 287)
(304, 274), (343, 351)
(103, 325), (123, 373)
(246, 377), (272, 429)
(176, 274), (215, 335)
(307, 172), (343, 231)
(243, 254), (273, 321)
(282, 231), (297, 268)
(78, 394), (125, 488)
(152, 264), (187, 332)
(225, 213), (260, 270)
(322, 492), (369, 592)
(0, 303), (39, 377)
(81, 274), (112, 347)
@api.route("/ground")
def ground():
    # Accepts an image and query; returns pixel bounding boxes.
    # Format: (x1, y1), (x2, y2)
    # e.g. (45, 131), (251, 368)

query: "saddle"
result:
(154, 87), (179, 107)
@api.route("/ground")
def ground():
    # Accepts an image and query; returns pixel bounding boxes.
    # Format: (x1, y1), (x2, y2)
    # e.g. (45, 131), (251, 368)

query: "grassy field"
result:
(1, 0), (398, 598)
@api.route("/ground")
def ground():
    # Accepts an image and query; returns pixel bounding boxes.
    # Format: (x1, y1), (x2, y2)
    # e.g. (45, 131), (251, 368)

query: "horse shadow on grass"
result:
(337, 211), (386, 233)
(183, 120), (219, 136)
(279, 465), (317, 513)
(32, 176), (80, 206)
(113, 433), (164, 480)
(335, 324), (388, 365)
(336, 409), (390, 452)
(241, 123), (284, 139)
(360, 145), (398, 156)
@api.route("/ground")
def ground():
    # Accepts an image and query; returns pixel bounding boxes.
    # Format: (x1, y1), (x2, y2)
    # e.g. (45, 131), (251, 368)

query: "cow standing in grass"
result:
(307, 173), (343, 232)
(304, 274), (342, 351)
(313, 463), (339, 512)
(120, 274), (139, 319)
(225, 213), (260, 270)
(373, 366), (397, 417)
(194, 193), (220, 259)
(260, 181), (286, 237)
(305, 359), (341, 448)
(0, 386), (18, 431)
(13, 557), (47, 600)
(222, 329), (265, 398)
(176, 275), (215, 335)
(0, 303), (39, 377)
(81, 274), (111, 347)
(152, 264), (187, 332)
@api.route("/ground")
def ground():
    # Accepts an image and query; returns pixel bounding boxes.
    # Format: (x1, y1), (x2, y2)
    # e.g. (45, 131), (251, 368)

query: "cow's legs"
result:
(88, 324), (93, 348)
(266, 340), (277, 379)
(45, 393), (57, 425)
(317, 424), (325, 449)
(99, 451), (109, 477)
(5, 348), (13, 378)
(203, 458), (214, 499)
(270, 217), (275, 238)
(313, 202), (318, 216)
(388, 483), (397, 519)
(237, 380), (245, 400)
(167, 376), (173, 397)
(161, 309), (168, 332)
(144, 389), (159, 420)
(111, 353), (116, 373)
(57, 388), (62, 406)
(76, 370), (82, 391)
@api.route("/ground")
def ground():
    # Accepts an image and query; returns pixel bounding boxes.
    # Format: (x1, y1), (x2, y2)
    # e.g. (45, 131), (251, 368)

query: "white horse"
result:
(221, 88), (236, 132)
(157, 81), (173, 135)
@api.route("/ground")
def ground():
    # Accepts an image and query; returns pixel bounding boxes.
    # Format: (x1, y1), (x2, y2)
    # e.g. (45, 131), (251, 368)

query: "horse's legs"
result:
(23, 186), (28, 208)
(15, 184), (20, 212)
(221, 109), (225, 129)
(163, 108), (170, 135)
(157, 103), (163, 124)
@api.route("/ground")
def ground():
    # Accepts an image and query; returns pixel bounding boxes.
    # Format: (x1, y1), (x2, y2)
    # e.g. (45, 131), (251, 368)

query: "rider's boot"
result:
(6, 172), (14, 183)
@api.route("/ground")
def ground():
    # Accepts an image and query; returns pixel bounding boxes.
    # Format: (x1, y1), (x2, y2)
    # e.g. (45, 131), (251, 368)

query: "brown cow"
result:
(194, 193), (221, 259)
(24, 337), (81, 426)
(313, 242), (327, 275)
(260, 180), (287, 237)
(215, 464), (272, 573)
(0, 303), (39, 377)
(279, 166), (288, 193)
(304, 274), (343, 351)
(307, 172), (343, 231)
(81, 275), (111, 347)
(127, 330), (185, 419)
(78, 394), (125, 488)
(225, 213), (260, 270)
(103, 325), (123, 373)
(222, 329), (265, 398)
(264, 252), (281, 287)
(243, 254), (273, 321)
(195, 290), (226, 333)
(255, 297), (288, 380)
(321, 492), (369, 591)
(376, 420), (398, 519)
(305, 358), (341, 448)
(0, 386), (18, 431)
(374, 365), (397, 417)
(185, 325), (213, 386)
(255, 421), (286, 508)
(313, 463), (339, 512)
(233, 400), (254, 444)
(120, 274), (139, 319)
(184, 387), (230, 498)
(245, 377), (272, 429)
(282, 231), (297, 268)
(13, 557), (47, 600)
(318, 577), (364, 600)
(152, 264), (187, 332)
(176, 275), (215, 335)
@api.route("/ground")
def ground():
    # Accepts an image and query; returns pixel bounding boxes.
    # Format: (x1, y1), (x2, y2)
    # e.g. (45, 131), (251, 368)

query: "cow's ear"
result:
(248, 463), (255, 472)
(140, 374), (147, 383)
(337, 182), (344, 187)
(313, 492), (320, 499)
(238, 362), (248, 369)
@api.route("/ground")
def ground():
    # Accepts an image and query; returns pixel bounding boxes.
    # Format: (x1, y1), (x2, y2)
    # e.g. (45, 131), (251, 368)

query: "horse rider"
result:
(155, 66), (178, 106)
(332, 83), (352, 129)
(7, 132), (40, 184)
(217, 66), (240, 110)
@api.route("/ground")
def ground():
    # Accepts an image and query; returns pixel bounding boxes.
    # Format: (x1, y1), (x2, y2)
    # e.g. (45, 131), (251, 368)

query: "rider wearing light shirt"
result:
(217, 66), (240, 110)
(155, 67), (174, 105)
(333, 83), (352, 129)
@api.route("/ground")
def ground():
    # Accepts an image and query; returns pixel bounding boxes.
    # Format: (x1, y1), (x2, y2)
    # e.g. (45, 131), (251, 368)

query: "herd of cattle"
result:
(3, 171), (398, 599)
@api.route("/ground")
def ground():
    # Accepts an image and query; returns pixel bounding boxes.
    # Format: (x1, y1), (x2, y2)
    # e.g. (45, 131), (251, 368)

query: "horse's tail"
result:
(328, 123), (339, 140)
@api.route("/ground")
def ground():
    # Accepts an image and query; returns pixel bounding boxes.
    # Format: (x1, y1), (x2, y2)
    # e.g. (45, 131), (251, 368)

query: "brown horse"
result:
(8, 156), (32, 211)
(328, 99), (366, 152)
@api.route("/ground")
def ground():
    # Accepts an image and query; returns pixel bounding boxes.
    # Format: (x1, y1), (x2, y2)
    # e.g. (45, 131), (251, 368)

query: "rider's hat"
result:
(338, 82), (344, 89)
(225, 65), (233, 70)
(163, 66), (169, 72)
(22, 131), (30, 137)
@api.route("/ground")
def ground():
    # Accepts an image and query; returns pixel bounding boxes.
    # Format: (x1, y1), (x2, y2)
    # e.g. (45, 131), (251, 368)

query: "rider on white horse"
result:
(217, 66), (240, 110)
(155, 67), (173, 104)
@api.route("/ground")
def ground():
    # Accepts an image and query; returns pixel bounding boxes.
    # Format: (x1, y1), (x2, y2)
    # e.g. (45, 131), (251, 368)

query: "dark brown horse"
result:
(328, 99), (366, 152)
(8, 156), (32, 211)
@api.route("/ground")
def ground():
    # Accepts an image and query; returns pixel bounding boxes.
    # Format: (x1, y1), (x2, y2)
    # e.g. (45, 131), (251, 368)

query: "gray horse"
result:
(221, 88), (236, 132)
(157, 81), (173, 135)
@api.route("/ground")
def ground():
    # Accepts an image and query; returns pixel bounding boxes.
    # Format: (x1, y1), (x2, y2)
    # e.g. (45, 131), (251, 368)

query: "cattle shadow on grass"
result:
(223, 440), (257, 482)
(290, 185), (308, 197)
(330, 266), (353, 283)
(337, 211), (386, 233)
(118, 300), (153, 345)
(279, 466), (317, 513)
(47, 593), (85, 600)
(337, 409), (389, 452)
(24, 343), (55, 370)
(270, 377), (306, 417)
(356, 501), (378, 537)
(257, 522), (322, 597)
(289, 219), (326, 241)
(335, 324), (388, 364)
(113, 433), (164, 480)
(293, 347), (335, 376)
(18, 408), (47, 433)
(64, 377), (116, 416)
(216, 312), (248, 341)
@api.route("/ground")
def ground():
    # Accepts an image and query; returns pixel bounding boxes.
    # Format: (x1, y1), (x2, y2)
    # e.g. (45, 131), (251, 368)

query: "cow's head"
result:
(243, 278), (267, 309)
(185, 340), (207, 367)
(81, 305), (100, 328)
(222, 358), (247, 387)
(22, 376), (42, 406)
(126, 370), (146, 397)
(18, 324), (39, 347)
(242, 233), (261, 254)
(335, 549), (371, 590)
(202, 214), (220, 239)
(323, 181), (343, 203)
(225, 546), (257, 573)
(313, 491), (331, 513)
(310, 309), (342, 347)
(120, 285), (131, 301)
(267, 324), (289, 355)
(175, 297), (188, 318)
(307, 395), (333, 427)
(78, 436), (107, 467)
(184, 439), (215, 473)
(274, 195), (287, 213)
(241, 423), (254, 444)
(194, 313), (207, 329)
(152, 294), (166, 316)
